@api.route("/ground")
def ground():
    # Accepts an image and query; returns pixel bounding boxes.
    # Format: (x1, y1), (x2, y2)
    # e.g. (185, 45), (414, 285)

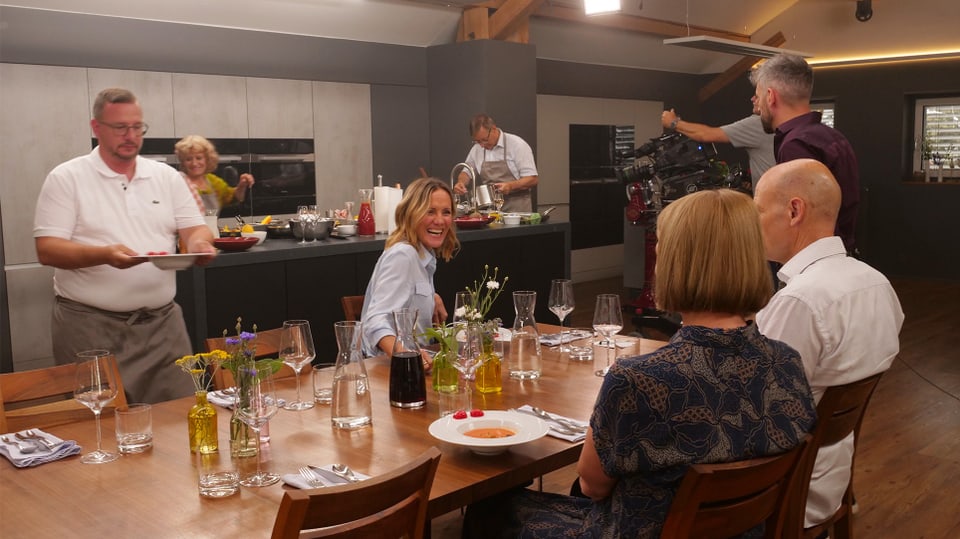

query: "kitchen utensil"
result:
(530, 406), (587, 433)
(265, 220), (293, 238)
(21, 430), (59, 450)
(213, 237), (259, 252)
(331, 463), (362, 483)
(510, 409), (579, 436)
(475, 184), (494, 209)
(298, 466), (323, 487)
(2, 435), (37, 454)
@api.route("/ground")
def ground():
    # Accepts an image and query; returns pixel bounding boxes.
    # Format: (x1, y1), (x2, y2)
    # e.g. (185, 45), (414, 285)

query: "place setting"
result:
(0, 429), (80, 468)
(282, 463), (371, 489)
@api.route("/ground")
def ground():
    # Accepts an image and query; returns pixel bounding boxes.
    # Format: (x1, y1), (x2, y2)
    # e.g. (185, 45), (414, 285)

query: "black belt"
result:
(56, 296), (174, 325)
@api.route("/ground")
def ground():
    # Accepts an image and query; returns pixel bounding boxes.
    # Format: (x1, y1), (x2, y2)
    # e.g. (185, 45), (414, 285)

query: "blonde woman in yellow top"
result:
(174, 135), (254, 214)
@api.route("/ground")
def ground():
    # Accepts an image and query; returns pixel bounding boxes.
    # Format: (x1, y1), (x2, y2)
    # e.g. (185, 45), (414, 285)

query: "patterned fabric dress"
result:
(462, 322), (816, 539)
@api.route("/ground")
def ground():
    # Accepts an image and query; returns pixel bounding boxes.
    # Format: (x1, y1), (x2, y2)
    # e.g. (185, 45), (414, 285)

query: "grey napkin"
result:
(518, 405), (588, 443)
(282, 464), (370, 489)
(0, 429), (81, 468)
(539, 330), (594, 347)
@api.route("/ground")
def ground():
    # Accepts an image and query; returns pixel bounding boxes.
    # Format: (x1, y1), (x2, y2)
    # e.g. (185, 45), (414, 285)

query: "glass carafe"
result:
(509, 290), (542, 380)
(357, 188), (375, 236)
(331, 321), (372, 429)
(389, 309), (427, 408)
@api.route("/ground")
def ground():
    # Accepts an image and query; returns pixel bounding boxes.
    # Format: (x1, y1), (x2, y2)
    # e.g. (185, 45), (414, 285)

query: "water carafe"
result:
(331, 321), (372, 429)
(509, 291), (542, 380)
(357, 188), (375, 236)
(389, 309), (427, 408)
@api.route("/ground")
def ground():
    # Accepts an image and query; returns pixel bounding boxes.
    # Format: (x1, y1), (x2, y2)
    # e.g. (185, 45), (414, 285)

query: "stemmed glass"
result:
(548, 279), (575, 353)
(592, 294), (623, 377)
(237, 363), (280, 487)
(279, 320), (316, 411)
(296, 205), (310, 244)
(491, 187), (505, 222)
(73, 350), (120, 464)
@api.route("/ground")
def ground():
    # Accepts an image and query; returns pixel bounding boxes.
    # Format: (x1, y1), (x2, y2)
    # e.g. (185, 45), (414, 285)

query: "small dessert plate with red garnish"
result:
(427, 410), (549, 456)
(136, 252), (204, 271)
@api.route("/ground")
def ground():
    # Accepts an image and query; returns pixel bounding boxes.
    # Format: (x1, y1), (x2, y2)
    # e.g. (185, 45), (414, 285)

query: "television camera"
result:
(615, 132), (750, 225)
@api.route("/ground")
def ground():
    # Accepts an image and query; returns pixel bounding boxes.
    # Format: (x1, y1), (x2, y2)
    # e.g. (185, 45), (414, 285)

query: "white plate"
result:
(428, 410), (549, 455)
(137, 253), (202, 271)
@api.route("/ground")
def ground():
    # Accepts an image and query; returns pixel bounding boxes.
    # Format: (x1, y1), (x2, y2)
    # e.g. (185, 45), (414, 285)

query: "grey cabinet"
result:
(247, 78), (313, 138)
(87, 69), (176, 138)
(172, 73), (248, 138)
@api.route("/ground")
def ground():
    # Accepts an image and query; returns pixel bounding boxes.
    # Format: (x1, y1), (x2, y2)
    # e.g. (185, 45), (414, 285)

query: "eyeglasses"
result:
(473, 127), (496, 145)
(99, 122), (149, 136)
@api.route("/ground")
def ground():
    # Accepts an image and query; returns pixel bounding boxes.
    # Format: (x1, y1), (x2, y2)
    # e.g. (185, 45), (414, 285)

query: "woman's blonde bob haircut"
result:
(386, 177), (460, 262)
(654, 189), (773, 316)
(174, 135), (219, 174)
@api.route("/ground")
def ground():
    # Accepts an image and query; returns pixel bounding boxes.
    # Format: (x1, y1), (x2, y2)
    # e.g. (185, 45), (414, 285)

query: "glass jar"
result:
(389, 309), (426, 408)
(332, 321), (373, 429)
(474, 324), (502, 394)
(509, 291), (542, 380)
(188, 390), (218, 454)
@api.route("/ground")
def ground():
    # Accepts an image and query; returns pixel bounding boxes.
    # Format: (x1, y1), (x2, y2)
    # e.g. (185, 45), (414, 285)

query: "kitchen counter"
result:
(177, 220), (570, 360)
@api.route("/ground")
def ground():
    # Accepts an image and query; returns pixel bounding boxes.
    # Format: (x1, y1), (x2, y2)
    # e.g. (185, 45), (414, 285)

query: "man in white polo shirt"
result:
(34, 88), (216, 404)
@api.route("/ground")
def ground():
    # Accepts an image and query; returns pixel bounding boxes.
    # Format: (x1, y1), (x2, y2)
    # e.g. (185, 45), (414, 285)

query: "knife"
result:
(308, 465), (351, 485)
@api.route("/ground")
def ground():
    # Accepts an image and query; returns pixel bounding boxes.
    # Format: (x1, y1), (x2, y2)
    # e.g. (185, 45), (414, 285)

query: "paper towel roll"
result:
(374, 186), (403, 234)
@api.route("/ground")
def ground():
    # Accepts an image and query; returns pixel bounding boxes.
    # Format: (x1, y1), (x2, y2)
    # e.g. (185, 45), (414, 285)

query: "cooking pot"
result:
(265, 220), (294, 239)
(475, 184), (494, 209)
(291, 218), (334, 241)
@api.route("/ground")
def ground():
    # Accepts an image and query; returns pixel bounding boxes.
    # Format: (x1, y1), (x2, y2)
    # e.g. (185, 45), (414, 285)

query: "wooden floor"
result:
(432, 277), (960, 538)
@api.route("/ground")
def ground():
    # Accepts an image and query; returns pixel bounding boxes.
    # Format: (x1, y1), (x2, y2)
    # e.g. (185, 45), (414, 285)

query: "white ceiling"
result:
(5, 0), (960, 73)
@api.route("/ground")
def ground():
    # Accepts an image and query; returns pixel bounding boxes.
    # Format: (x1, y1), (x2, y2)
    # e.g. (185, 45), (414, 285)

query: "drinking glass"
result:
(492, 187), (505, 222)
(296, 205), (310, 244)
(592, 294), (623, 377)
(307, 205), (319, 243)
(237, 363), (280, 487)
(280, 319), (316, 411)
(548, 279), (575, 353)
(453, 290), (473, 325)
(73, 350), (120, 464)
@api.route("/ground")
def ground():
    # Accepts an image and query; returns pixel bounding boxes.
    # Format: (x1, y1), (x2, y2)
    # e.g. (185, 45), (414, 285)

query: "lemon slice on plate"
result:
(241, 224), (255, 233)
(260, 215), (273, 225)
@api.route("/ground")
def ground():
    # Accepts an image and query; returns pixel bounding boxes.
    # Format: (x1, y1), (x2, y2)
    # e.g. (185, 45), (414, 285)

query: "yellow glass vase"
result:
(474, 337), (502, 394)
(188, 390), (219, 454)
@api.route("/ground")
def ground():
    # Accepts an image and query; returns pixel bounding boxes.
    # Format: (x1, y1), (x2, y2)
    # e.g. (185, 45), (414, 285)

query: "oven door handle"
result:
(252, 154), (315, 163)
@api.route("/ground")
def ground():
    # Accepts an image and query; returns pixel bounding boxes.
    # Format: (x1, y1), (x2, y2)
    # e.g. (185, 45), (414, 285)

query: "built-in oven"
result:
(135, 138), (316, 217)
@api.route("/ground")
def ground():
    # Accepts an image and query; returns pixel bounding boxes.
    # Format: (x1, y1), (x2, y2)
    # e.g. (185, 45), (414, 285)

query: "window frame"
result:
(811, 101), (835, 128)
(912, 96), (960, 176)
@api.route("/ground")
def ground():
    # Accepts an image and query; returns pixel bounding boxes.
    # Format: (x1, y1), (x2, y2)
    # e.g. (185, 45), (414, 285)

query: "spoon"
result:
(2, 435), (37, 454)
(18, 431), (57, 450)
(330, 463), (361, 483)
(530, 407), (587, 433)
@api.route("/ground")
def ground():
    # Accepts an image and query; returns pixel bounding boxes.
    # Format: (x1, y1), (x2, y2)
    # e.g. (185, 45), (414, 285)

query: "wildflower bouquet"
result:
(455, 265), (509, 323)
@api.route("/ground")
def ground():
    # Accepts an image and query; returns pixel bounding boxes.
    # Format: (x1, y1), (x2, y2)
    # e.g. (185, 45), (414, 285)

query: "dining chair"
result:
(270, 446), (441, 539)
(783, 373), (885, 539)
(0, 361), (128, 433)
(204, 327), (295, 389)
(340, 295), (365, 322)
(659, 434), (812, 539)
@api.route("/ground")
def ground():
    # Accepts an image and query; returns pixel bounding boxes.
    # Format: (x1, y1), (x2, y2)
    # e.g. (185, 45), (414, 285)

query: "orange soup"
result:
(464, 427), (516, 439)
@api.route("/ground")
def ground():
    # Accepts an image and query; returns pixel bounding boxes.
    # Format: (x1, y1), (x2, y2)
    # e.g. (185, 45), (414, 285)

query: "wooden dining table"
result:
(0, 325), (665, 537)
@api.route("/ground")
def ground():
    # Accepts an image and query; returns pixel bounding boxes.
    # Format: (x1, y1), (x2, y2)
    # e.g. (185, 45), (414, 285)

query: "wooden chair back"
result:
(1, 361), (128, 433)
(204, 327), (295, 389)
(271, 446), (441, 539)
(340, 296), (364, 322)
(660, 435), (812, 539)
(785, 373), (884, 539)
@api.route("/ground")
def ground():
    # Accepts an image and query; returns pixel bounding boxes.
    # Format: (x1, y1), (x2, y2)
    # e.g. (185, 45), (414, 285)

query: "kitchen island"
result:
(176, 220), (570, 360)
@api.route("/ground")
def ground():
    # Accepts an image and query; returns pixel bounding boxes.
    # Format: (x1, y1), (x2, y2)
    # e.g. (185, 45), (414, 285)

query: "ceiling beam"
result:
(534, 4), (750, 42)
(490, 0), (544, 41)
(697, 32), (786, 104)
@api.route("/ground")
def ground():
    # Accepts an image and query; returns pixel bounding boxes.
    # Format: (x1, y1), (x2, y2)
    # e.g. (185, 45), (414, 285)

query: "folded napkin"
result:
(540, 330), (594, 347)
(0, 429), (81, 468)
(517, 405), (588, 443)
(207, 389), (285, 410)
(282, 464), (371, 489)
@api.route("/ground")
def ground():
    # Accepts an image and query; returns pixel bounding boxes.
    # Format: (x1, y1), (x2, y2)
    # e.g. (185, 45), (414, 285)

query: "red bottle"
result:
(358, 188), (375, 236)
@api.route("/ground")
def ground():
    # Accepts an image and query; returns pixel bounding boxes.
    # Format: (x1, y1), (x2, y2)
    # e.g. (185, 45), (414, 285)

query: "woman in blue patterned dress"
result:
(463, 189), (816, 538)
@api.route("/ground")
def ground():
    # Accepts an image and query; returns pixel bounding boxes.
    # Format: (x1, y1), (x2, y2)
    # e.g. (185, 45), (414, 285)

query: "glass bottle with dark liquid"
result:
(389, 309), (426, 408)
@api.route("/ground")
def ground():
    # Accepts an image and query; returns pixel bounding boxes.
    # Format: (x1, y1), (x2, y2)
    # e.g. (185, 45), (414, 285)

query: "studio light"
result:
(663, 36), (812, 59)
(584, 0), (621, 16)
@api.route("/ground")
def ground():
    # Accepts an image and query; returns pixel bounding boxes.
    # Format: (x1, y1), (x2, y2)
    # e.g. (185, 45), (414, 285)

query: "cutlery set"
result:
(298, 464), (362, 488)
(2, 431), (61, 453)
(512, 408), (587, 437)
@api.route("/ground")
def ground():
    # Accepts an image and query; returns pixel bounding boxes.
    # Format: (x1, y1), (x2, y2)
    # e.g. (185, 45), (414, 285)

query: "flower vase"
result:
(188, 391), (218, 454)
(474, 329), (502, 394)
(432, 342), (460, 393)
(230, 408), (259, 458)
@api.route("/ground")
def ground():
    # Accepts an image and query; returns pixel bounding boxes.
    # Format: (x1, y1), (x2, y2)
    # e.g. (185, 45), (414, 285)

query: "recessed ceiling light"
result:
(663, 36), (812, 59)
(584, 0), (621, 16)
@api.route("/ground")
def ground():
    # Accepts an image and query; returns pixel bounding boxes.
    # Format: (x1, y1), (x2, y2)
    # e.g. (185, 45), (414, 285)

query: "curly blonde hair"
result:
(174, 135), (219, 174)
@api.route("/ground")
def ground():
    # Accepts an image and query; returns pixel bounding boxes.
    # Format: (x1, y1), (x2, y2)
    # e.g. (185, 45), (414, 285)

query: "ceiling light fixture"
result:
(663, 36), (812, 59)
(584, 0), (621, 16)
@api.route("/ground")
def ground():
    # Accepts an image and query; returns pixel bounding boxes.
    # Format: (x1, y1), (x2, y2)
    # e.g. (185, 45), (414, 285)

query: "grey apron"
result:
(481, 136), (532, 213)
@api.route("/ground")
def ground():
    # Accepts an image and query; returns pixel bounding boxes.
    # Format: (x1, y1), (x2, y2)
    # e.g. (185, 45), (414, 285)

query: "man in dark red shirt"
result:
(753, 54), (860, 254)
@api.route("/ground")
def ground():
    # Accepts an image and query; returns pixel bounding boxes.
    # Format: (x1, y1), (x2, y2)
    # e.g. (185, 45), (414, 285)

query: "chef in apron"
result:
(455, 113), (539, 213)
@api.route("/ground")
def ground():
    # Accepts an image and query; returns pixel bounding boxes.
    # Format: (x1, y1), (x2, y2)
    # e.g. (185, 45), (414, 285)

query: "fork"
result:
(298, 466), (323, 488)
(21, 430), (59, 450)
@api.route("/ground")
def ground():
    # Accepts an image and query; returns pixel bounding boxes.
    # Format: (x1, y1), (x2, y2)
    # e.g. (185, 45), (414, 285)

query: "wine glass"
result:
(280, 320), (316, 411)
(73, 350), (120, 464)
(296, 205), (310, 244)
(237, 363), (280, 487)
(592, 294), (623, 377)
(548, 279), (575, 353)
(491, 187), (505, 222)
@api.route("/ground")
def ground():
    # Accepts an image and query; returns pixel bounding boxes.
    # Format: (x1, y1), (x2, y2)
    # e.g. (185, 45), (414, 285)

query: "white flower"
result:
(468, 310), (483, 321)
(486, 280), (499, 290)
(454, 306), (466, 318)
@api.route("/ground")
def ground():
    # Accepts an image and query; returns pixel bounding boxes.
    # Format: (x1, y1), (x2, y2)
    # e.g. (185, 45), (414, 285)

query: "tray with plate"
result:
(454, 215), (495, 229)
(428, 410), (548, 455)
(135, 253), (203, 271)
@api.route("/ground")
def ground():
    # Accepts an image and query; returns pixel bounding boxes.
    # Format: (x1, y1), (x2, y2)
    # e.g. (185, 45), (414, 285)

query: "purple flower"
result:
(225, 337), (240, 346)
(240, 332), (256, 341)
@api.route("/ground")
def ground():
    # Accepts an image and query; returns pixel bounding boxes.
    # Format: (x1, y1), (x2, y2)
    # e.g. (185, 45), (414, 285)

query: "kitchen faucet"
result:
(449, 162), (477, 214)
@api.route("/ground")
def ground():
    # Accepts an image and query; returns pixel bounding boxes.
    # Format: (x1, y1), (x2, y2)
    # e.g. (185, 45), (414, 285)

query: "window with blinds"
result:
(914, 97), (960, 176)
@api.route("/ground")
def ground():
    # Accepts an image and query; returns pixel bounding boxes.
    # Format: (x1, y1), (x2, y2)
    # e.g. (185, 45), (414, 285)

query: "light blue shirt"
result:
(360, 242), (437, 357)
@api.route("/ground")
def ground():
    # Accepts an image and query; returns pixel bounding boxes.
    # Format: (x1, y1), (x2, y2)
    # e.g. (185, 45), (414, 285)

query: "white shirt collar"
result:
(778, 236), (847, 285)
